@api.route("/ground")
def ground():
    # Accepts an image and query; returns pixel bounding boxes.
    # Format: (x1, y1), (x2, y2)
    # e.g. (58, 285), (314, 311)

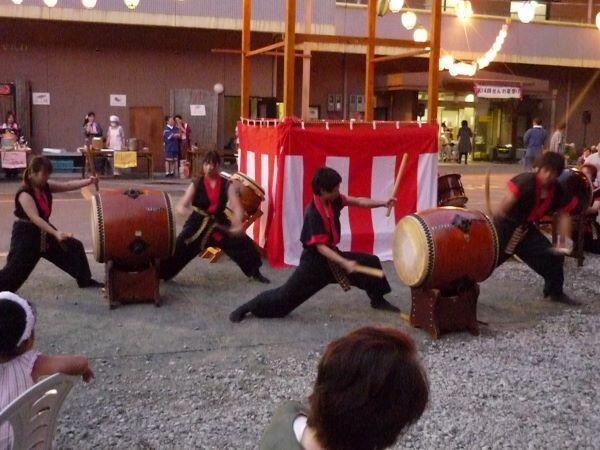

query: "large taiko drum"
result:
(558, 168), (593, 215)
(393, 207), (499, 290)
(437, 174), (468, 207)
(222, 171), (265, 216)
(91, 188), (176, 267)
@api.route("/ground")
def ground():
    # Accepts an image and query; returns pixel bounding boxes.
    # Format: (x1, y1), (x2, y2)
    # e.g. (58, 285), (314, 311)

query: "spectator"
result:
(163, 115), (180, 178)
(523, 118), (547, 171)
(457, 120), (473, 165)
(83, 112), (107, 175)
(577, 147), (591, 167)
(0, 292), (94, 449)
(548, 123), (566, 154)
(105, 115), (125, 176)
(1, 111), (22, 179)
(259, 327), (429, 450)
(584, 145), (600, 175)
(175, 115), (191, 161)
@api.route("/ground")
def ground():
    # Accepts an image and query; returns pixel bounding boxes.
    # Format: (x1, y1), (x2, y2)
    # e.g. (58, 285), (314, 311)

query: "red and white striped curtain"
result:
(237, 119), (438, 267)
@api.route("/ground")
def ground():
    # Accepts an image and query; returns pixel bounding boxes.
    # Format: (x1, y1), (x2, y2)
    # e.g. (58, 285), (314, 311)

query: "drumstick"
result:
(485, 168), (492, 217)
(354, 264), (385, 279)
(386, 153), (409, 218)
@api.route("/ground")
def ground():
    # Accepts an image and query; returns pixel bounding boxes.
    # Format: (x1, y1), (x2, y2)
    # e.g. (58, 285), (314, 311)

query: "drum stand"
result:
(410, 282), (480, 339)
(105, 259), (161, 309)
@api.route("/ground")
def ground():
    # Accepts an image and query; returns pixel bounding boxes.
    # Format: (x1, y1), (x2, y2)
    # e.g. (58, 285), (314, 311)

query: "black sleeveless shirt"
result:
(192, 176), (229, 224)
(14, 183), (53, 222)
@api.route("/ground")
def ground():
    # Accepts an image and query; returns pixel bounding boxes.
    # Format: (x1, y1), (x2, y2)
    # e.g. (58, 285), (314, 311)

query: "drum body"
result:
(91, 188), (176, 267)
(228, 172), (265, 216)
(438, 174), (468, 207)
(393, 207), (498, 290)
(558, 168), (592, 215)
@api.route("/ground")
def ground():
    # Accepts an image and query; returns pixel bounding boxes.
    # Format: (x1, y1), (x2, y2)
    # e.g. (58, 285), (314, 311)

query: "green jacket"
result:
(259, 401), (308, 450)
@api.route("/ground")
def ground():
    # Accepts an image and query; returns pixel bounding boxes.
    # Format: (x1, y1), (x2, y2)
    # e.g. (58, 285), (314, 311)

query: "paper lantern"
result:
(82, 0), (97, 8)
(376, 0), (389, 16)
(596, 12), (600, 30)
(389, 0), (404, 14)
(401, 11), (417, 30)
(213, 83), (224, 95)
(465, 94), (475, 103)
(439, 54), (455, 71)
(518, 1), (536, 24)
(124, 0), (140, 10)
(43, 0), (57, 7)
(455, 0), (473, 20)
(11, 0), (23, 4)
(413, 26), (428, 43)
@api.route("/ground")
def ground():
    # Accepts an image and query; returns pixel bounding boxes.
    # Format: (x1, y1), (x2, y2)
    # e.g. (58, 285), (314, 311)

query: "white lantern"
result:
(11, 0), (23, 4)
(389, 0), (404, 14)
(465, 93), (475, 103)
(449, 64), (459, 77)
(44, 0), (57, 6)
(124, 0), (140, 9)
(596, 12), (600, 30)
(413, 26), (428, 43)
(213, 83), (224, 95)
(518, 1), (536, 24)
(439, 54), (454, 70)
(401, 11), (417, 30)
(82, 0), (96, 8)
(455, 0), (473, 20)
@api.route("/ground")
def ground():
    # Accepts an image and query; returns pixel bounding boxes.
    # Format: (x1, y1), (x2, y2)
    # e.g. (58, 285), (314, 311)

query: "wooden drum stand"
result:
(105, 260), (161, 309)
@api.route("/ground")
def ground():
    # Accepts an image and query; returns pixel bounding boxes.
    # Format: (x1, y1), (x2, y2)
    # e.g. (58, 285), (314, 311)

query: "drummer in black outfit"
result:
(159, 150), (269, 283)
(229, 167), (399, 323)
(0, 156), (103, 292)
(493, 152), (579, 305)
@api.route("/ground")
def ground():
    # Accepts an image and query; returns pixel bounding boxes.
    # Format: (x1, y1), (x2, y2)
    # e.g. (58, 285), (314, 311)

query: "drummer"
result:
(159, 150), (269, 283)
(578, 164), (600, 254)
(493, 152), (579, 305)
(0, 156), (103, 292)
(229, 167), (399, 323)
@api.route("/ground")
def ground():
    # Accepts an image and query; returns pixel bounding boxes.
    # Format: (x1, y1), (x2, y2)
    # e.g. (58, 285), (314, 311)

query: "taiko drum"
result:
(222, 171), (265, 216)
(437, 174), (468, 207)
(558, 168), (593, 215)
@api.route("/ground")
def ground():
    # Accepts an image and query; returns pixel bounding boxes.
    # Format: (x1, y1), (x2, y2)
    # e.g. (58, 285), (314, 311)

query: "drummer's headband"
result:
(0, 292), (36, 346)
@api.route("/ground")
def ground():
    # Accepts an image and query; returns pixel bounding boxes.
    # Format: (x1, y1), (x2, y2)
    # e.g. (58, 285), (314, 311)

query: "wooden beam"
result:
(283, 0), (297, 117)
(296, 33), (429, 49)
(301, 0), (313, 120)
(427, 0), (442, 125)
(372, 48), (430, 64)
(247, 41), (285, 57)
(365, 0), (377, 121)
(241, 0), (251, 118)
(213, 48), (308, 58)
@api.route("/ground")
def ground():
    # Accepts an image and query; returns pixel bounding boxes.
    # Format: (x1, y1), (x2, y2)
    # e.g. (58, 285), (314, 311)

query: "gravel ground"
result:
(50, 256), (599, 450)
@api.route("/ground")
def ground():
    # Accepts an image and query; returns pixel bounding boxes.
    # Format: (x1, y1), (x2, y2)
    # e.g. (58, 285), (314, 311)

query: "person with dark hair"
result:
(523, 118), (547, 171)
(492, 152), (579, 305)
(549, 123), (566, 154)
(82, 112), (107, 174)
(259, 327), (429, 450)
(0, 156), (103, 292)
(229, 166), (399, 323)
(577, 164), (600, 254)
(159, 150), (268, 283)
(0, 292), (94, 449)
(457, 119), (472, 165)
(163, 115), (180, 178)
(174, 115), (192, 161)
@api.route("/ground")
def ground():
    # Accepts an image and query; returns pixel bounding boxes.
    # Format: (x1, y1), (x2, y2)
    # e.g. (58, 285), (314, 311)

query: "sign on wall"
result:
(475, 84), (522, 99)
(32, 92), (50, 105)
(110, 94), (127, 107)
(190, 104), (206, 116)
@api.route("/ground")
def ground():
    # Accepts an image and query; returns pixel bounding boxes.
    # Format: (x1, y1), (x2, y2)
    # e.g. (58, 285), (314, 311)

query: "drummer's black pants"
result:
(159, 224), (262, 281)
(234, 249), (391, 319)
(0, 221), (93, 293)
(495, 219), (564, 297)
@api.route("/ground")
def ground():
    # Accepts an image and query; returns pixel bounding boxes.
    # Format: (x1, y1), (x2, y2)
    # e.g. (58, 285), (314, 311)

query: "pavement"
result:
(0, 161), (598, 449)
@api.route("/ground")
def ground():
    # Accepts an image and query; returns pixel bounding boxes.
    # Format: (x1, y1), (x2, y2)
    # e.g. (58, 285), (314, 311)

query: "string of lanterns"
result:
(10, 0), (142, 9)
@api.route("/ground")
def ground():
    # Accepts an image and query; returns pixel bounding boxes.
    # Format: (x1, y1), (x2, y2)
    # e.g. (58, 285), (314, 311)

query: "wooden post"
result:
(427, 0), (442, 124)
(241, 0), (252, 118)
(365, 0), (377, 121)
(301, 0), (312, 120)
(283, 0), (297, 117)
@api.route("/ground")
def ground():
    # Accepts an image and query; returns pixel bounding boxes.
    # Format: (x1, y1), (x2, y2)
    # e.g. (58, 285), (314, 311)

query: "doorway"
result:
(129, 106), (164, 171)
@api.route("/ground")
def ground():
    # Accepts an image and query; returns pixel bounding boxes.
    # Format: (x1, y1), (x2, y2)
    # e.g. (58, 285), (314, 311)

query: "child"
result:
(105, 115), (125, 176)
(163, 115), (180, 178)
(0, 292), (94, 448)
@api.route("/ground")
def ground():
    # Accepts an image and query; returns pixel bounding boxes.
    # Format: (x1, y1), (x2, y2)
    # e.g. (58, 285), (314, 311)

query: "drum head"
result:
(393, 215), (430, 287)
(90, 194), (104, 263)
(231, 172), (266, 199)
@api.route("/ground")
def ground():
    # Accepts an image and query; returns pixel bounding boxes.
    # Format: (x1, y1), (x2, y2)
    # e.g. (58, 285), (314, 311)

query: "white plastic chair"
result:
(0, 373), (76, 450)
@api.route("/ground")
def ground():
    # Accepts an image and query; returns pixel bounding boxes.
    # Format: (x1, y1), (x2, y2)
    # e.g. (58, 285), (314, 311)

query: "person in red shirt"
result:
(159, 151), (268, 283)
(0, 156), (102, 292)
(493, 152), (579, 305)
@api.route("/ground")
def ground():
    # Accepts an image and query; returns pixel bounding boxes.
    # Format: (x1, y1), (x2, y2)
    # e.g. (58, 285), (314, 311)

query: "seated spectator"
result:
(259, 327), (429, 450)
(577, 147), (591, 167)
(0, 292), (94, 449)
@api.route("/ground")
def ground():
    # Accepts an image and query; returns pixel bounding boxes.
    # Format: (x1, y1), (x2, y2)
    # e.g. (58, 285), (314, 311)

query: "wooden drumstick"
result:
(386, 153), (409, 218)
(485, 168), (492, 217)
(354, 264), (385, 279)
